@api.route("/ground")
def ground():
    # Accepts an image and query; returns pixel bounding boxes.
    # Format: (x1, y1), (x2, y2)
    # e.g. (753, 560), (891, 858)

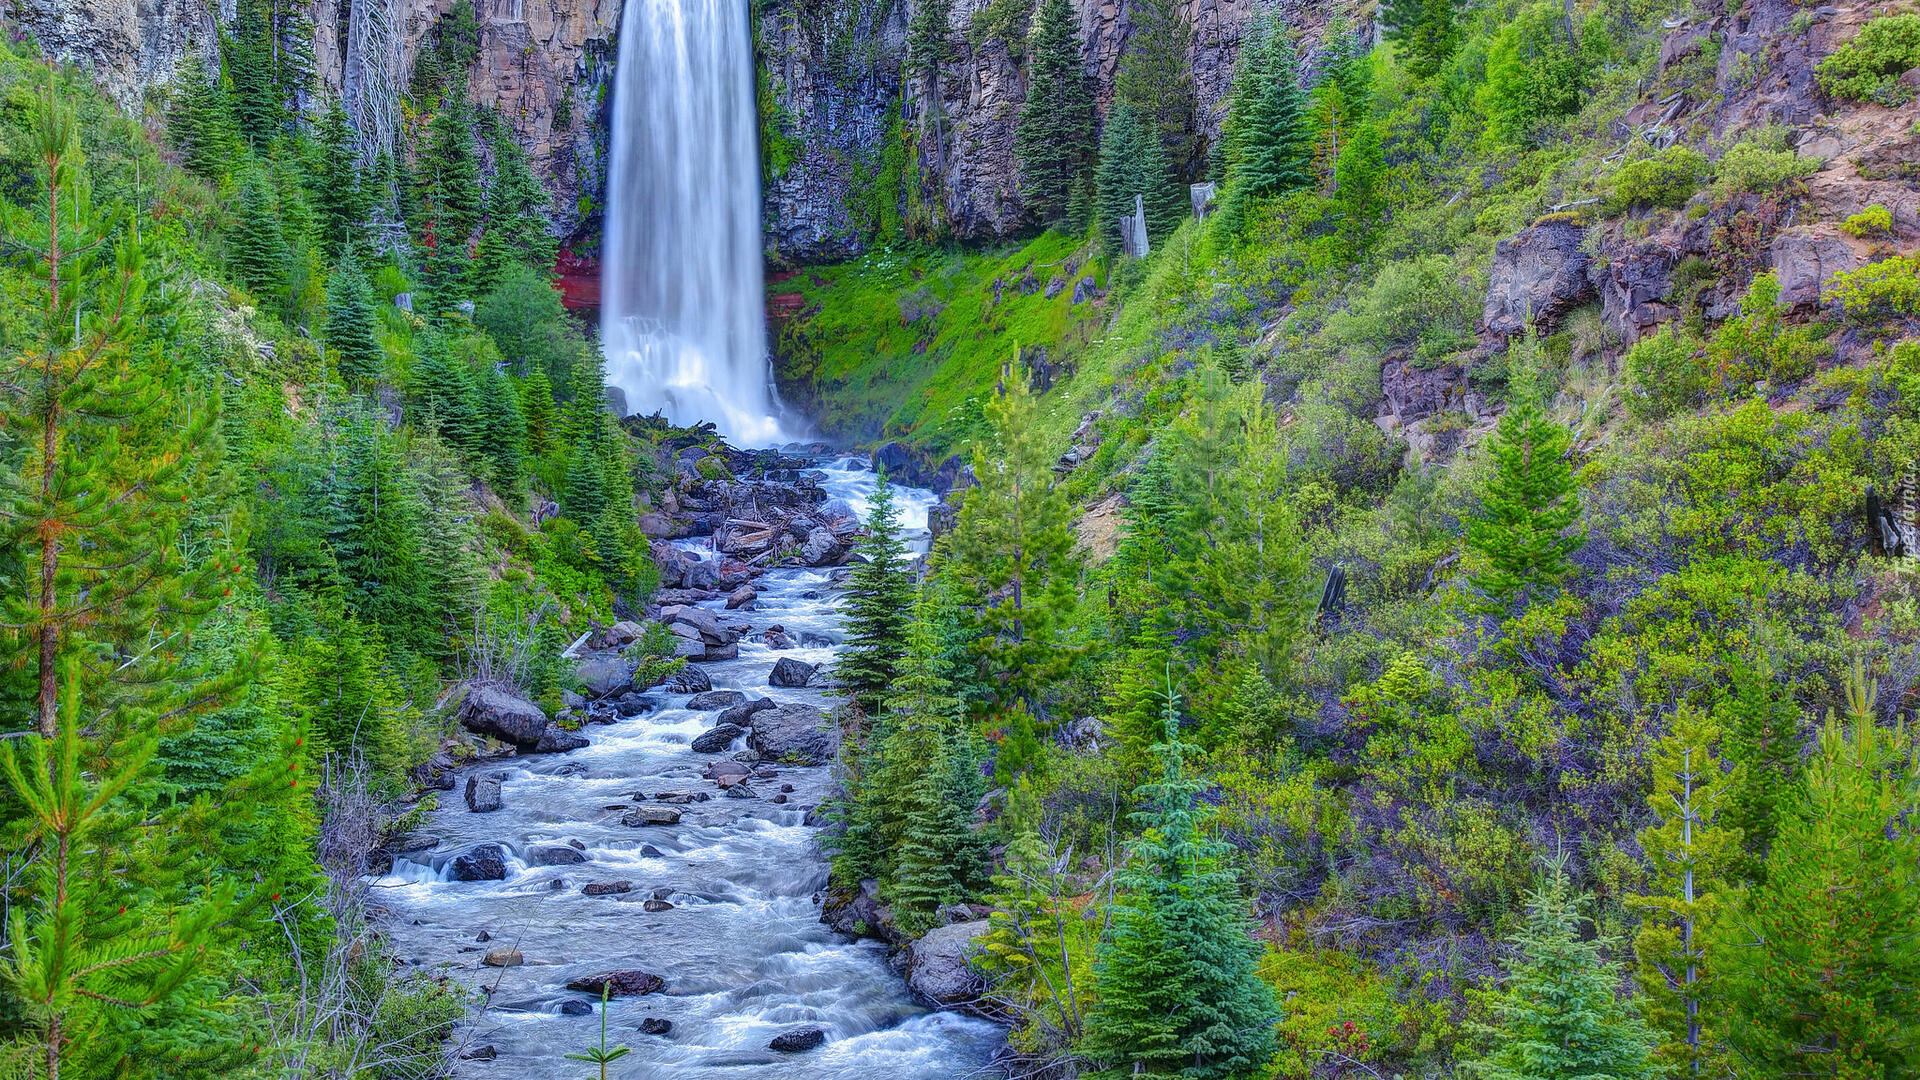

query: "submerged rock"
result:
(691, 723), (746, 754)
(565, 970), (665, 997)
(638, 1017), (673, 1036)
(528, 846), (587, 866)
(449, 844), (509, 882)
(582, 880), (632, 896)
(769, 1028), (826, 1053)
(688, 690), (747, 710)
(621, 805), (682, 826)
(482, 948), (524, 967)
(769, 657), (816, 687)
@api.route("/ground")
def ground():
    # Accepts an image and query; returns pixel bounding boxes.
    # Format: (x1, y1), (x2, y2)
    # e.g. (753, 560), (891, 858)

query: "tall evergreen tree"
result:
(1462, 338), (1583, 613)
(230, 164), (291, 301)
(407, 330), (484, 456)
(1714, 654), (1803, 882)
(1082, 677), (1279, 1077)
(1715, 667), (1920, 1079)
(325, 408), (433, 652)
(837, 471), (916, 715)
(325, 250), (383, 385)
(1626, 707), (1741, 1075)
(1464, 863), (1660, 1080)
(475, 120), (557, 287)
(1016, 0), (1095, 224)
(948, 365), (1079, 718)
(224, 0), (283, 146)
(169, 54), (239, 181)
(1114, 0), (1198, 179)
(1096, 105), (1184, 246)
(1233, 27), (1312, 199)
(1381, 0), (1462, 78)
(309, 102), (367, 260)
(478, 362), (529, 500)
(520, 365), (558, 456)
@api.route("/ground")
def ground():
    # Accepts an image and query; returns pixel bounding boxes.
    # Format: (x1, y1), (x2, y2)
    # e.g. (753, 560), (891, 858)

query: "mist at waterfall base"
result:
(599, 0), (800, 447)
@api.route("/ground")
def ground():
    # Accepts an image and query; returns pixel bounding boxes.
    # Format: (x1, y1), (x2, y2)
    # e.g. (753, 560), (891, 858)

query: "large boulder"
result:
(534, 724), (590, 754)
(690, 723), (747, 754)
(464, 775), (504, 813)
(800, 527), (840, 567)
(662, 667), (713, 694)
(906, 920), (990, 1008)
(725, 584), (758, 609)
(575, 656), (636, 699)
(1483, 221), (1595, 338)
(449, 844), (509, 882)
(661, 605), (738, 646)
(1770, 225), (1863, 311)
(769, 657), (817, 688)
(769, 1028), (826, 1053)
(688, 690), (748, 710)
(457, 683), (549, 746)
(717, 697), (778, 727)
(564, 971), (665, 997)
(748, 703), (839, 765)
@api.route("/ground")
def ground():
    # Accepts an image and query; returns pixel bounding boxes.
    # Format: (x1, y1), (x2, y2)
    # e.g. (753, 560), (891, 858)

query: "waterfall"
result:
(600, 0), (796, 447)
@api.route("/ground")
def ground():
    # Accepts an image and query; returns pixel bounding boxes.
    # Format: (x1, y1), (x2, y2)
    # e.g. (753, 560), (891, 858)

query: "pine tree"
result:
(1309, 19), (1371, 191)
(948, 364), (1079, 718)
(1462, 338), (1583, 613)
(1625, 707), (1741, 1075)
(0, 81), (245, 740)
(477, 120), (557, 282)
(310, 102), (367, 260)
(1464, 863), (1660, 1080)
(1113, 0), (1197, 179)
(170, 53), (239, 181)
(1096, 105), (1184, 247)
(520, 365), (558, 456)
(563, 433), (612, 520)
(408, 329), (484, 456)
(1715, 666), (1920, 1080)
(1381, 0), (1462, 78)
(1082, 676), (1279, 1077)
(230, 164), (291, 301)
(1714, 654), (1803, 882)
(325, 250), (383, 385)
(224, 0), (283, 146)
(1333, 119), (1385, 245)
(478, 361), (529, 500)
(1233, 27), (1312, 199)
(410, 430), (487, 655)
(1017, 0), (1095, 224)
(838, 470), (916, 715)
(325, 407), (433, 653)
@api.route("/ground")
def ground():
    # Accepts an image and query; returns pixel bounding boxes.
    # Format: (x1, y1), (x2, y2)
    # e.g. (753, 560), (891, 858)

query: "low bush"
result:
(1714, 129), (1818, 196)
(1606, 146), (1710, 214)
(1817, 13), (1920, 104)
(1623, 323), (1709, 418)
(1823, 255), (1920, 321)
(1842, 203), (1894, 238)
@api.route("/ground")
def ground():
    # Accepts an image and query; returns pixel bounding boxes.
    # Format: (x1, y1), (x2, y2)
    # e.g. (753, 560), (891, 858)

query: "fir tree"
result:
(1625, 706), (1741, 1075)
(408, 330), (484, 456)
(563, 434), (612, 521)
(325, 250), (383, 385)
(224, 0), (283, 146)
(1715, 666), (1920, 1079)
(476, 120), (557, 285)
(1233, 27), (1312, 199)
(410, 430), (487, 654)
(520, 365), (558, 456)
(478, 361), (529, 500)
(838, 470), (916, 715)
(0, 82), (245, 739)
(1333, 119), (1385, 245)
(310, 102), (367, 260)
(325, 407), (433, 653)
(1096, 105), (1184, 246)
(169, 53), (239, 181)
(231, 164), (291, 301)
(948, 364), (1079, 718)
(1462, 338), (1583, 613)
(1016, 0), (1095, 224)
(1381, 0), (1462, 78)
(1464, 863), (1660, 1080)
(1714, 654), (1803, 881)
(1113, 0), (1197, 179)
(1082, 676), (1279, 1077)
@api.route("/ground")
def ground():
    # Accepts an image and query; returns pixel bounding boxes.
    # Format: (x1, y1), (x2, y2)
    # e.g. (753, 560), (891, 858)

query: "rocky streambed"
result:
(373, 457), (1003, 1077)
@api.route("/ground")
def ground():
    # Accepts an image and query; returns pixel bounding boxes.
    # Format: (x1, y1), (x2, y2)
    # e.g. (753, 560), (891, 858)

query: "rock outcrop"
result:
(905, 919), (990, 1008)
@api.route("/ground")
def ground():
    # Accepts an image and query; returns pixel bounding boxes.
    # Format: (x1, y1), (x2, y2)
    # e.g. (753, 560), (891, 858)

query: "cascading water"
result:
(599, 0), (795, 446)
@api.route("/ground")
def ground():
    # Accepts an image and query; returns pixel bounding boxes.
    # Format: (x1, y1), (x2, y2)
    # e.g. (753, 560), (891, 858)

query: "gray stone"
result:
(464, 775), (503, 813)
(582, 880), (632, 896)
(769, 657), (817, 688)
(717, 697), (778, 727)
(534, 724), (590, 754)
(558, 1000), (594, 1016)
(1483, 222), (1594, 338)
(726, 584), (758, 609)
(905, 920), (990, 1007)
(769, 1028), (826, 1053)
(457, 682), (550, 747)
(801, 527), (839, 566)
(747, 703), (839, 765)
(638, 1017), (673, 1036)
(691, 723), (747, 754)
(528, 846), (587, 866)
(688, 690), (748, 710)
(449, 844), (509, 882)
(662, 667), (712, 693)
(565, 971), (665, 997)
(621, 805), (683, 827)
(575, 656), (636, 699)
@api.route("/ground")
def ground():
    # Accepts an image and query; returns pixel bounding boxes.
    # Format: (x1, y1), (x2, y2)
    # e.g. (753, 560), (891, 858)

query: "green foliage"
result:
(1843, 203), (1894, 238)
(1816, 13), (1920, 104)
(1016, 0), (1096, 223)
(837, 471), (916, 714)
(1113, 0), (1197, 178)
(907, 0), (958, 77)
(1704, 270), (1831, 390)
(1463, 863), (1660, 1080)
(325, 250), (384, 385)
(1715, 669), (1920, 1079)
(1713, 128), (1818, 197)
(1224, 21), (1311, 202)
(230, 163), (291, 301)
(1605, 145), (1709, 214)
(1381, 0), (1461, 77)
(1462, 339), (1583, 612)
(1096, 105), (1185, 246)
(1481, 3), (1589, 146)
(167, 54), (238, 181)
(1822, 254), (1920, 323)
(1623, 323), (1708, 418)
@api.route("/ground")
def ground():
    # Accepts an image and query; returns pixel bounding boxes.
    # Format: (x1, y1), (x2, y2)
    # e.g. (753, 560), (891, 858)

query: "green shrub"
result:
(1330, 255), (1479, 353)
(1481, 2), (1588, 146)
(1623, 323), (1708, 418)
(1606, 146), (1710, 214)
(1817, 13), (1920, 103)
(1714, 129), (1818, 196)
(1706, 271), (1832, 388)
(1842, 203), (1894, 237)
(1822, 255), (1920, 321)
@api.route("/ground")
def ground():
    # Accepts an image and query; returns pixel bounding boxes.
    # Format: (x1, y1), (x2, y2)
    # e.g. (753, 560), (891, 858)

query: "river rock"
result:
(716, 697), (777, 727)
(614, 692), (650, 717)
(456, 682), (550, 746)
(464, 775), (503, 813)
(769, 657), (816, 688)
(724, 784), (757, 799)
(639, 844), (665, 858)
(762, 629), (797, 650)
(906, 919), (990, 1007)
(725, 584), (757, 609)
(800, 527), (839, 566)
(482, 948), (524, 967)
(559, 1000), (594, 1016)
(662, 667), (712, 693)
(797, 631), (835, 648)
(748, 703), (839, 765)
(643, 898), (674, 912)
(582, 880), (632, 896)
(638, 1017), (673, 1036)
(702, 643), (740, 662)
(688, 690), (747, 710)
(661, 605), (737, 646)
(823, 878), (896, 940)
(769, 1028), (826, 1053)
(462, 1045), (498, 1060)
(449, 844), (509, 882)
(575, 656), (636, 699)
(566, 971), (665, 997)
(621, 805), (683, 826)
(691, 723), (747, 753)
(534, 724), (590, 754)
(528, 846), (587, 866)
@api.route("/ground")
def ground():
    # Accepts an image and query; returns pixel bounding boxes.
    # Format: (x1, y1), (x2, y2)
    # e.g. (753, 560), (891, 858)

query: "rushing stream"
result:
(375, 461), (1004, 1077)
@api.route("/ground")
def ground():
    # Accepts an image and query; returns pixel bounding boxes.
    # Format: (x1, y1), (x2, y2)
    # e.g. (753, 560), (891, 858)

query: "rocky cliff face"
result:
(758, 0), (1343, 262)
(9, 0), (621, 243)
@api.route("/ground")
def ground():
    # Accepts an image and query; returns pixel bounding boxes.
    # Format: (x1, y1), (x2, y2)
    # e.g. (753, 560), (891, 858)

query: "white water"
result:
(599, 0), (796, 447)
(375, 464), (1004, 1077)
